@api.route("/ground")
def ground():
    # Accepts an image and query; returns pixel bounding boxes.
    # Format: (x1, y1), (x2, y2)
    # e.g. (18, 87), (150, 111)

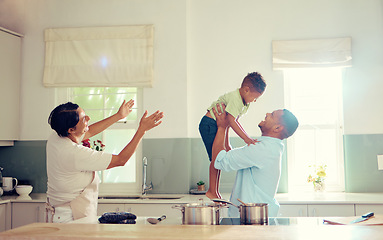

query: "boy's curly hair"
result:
(241, 72), (266, 94)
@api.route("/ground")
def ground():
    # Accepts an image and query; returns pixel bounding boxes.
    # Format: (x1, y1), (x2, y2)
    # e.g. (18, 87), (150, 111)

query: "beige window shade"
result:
(272, 37), (352, 70)
(43, 25), (153, 87)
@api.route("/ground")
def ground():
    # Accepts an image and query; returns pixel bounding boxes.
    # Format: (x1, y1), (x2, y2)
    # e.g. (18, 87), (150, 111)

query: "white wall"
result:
(1, 0), (383, 140)
(187, 0), (383, 137)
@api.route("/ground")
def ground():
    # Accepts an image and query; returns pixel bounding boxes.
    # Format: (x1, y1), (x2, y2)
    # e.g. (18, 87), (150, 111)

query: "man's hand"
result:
(117, 99), (135, 120)
(212, 103), (229, 128)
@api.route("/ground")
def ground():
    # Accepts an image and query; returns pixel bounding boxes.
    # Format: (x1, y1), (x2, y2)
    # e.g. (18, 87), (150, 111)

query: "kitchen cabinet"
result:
(279, 204), (308, 217)
(98, 203), (182, 219)
(0, 203), (11, 232)
(0, 204), (5, 232)
(128, 204), (182, 219)
(0, 27), (22, 142)
(97, 203), (125, 216)
(11, 202), (45, 229)
(308, 204), (354, 217)
(355, 204), (383, 215)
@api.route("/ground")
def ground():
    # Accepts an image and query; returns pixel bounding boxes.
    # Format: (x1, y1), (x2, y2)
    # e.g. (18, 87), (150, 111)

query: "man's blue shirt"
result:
(214, 136), (284, 217)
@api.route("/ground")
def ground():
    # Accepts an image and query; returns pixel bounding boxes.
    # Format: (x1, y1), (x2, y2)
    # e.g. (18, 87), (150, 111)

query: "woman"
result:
(45, 100), (163, 223)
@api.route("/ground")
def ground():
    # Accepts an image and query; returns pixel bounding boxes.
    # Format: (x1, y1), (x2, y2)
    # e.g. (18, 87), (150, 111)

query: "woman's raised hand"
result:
(139, 110), (164, 132)
(117, 99), (135, 119)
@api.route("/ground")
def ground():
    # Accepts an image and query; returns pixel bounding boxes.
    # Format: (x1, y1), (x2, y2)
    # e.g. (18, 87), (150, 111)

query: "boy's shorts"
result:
(199, 116), (217, 161)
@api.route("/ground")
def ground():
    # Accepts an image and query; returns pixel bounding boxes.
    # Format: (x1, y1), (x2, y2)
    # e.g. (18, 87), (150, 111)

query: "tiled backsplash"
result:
(1, 134), (383, 194)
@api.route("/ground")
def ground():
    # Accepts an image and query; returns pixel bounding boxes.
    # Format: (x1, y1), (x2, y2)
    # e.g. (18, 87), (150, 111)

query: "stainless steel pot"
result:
(213, 199), (268, 225)
(172, 199), (227, 225)
(239, 203), (268, 225)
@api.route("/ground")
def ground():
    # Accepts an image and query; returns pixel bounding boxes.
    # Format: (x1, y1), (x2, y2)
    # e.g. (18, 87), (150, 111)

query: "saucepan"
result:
(213, 198), (268, 225)
(172, 199), (228, 225)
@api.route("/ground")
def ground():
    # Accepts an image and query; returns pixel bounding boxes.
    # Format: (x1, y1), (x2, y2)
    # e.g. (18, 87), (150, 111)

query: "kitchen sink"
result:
(98, 195), (183, 200)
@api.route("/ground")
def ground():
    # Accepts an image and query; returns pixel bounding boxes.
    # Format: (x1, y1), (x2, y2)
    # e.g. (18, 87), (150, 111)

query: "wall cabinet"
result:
(0, 28), (22, 141)
(11, 202), (45, 229)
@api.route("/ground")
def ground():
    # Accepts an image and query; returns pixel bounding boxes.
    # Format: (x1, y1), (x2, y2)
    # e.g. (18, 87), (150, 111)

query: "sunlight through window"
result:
(284, 68), (345, 192)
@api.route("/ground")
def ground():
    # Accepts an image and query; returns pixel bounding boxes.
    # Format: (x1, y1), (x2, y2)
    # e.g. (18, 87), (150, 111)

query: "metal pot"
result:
(213, 199), (268, 225)
(172, 199), (227, 225)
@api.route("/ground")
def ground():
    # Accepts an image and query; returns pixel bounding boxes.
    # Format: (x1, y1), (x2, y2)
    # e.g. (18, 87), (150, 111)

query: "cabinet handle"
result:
(299, 209), (303, 217)
(312, 208), (317, 217)
(37, 206), (40, 222)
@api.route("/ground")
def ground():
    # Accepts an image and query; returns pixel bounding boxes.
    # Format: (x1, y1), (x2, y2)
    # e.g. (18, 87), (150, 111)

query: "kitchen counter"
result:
(2, 192), (383, 204)
(1, 221), (383, 240)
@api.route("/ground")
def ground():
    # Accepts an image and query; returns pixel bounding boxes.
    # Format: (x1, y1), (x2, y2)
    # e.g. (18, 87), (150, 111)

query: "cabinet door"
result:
(355, 204), (383, 215)
(0, 204), (6, 232)
(128, 204), (182, 219)
(97, 203), (125, 216)
(0, 29), (21, 140)
(278, 204), (307, 217)
(12, 203), (46, 229)
(308, 204), (354, 217)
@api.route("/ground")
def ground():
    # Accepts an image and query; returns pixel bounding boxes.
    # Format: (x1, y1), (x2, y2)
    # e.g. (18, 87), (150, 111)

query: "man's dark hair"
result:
(241, 72), (266, 94)
(280, 109), (299, 139)
(48, 102), (79, 137)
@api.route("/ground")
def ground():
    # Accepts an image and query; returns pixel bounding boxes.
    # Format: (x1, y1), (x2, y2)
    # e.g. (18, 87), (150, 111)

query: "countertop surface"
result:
(2, 192), (383, 205)
(1, 221), (383, 240)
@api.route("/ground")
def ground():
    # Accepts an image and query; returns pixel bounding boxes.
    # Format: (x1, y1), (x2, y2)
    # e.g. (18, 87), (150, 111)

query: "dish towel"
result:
(98, 212), (137, 224)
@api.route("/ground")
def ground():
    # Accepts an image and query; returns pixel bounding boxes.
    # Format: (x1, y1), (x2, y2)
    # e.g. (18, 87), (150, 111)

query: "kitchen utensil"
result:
(212, 198), (239, 207)
(2, 177), (18, 192)
(172, 199), (227, 225)
(350, 212), (374, 224)
(16, 185), (33, 196)
(147, 215), (166, 224)
(212, 198), (268, 225)
(237, 198), (248, 206)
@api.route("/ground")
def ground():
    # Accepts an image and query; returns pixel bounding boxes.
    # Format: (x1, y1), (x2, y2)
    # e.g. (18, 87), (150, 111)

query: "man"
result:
(211, 104), (299, 217)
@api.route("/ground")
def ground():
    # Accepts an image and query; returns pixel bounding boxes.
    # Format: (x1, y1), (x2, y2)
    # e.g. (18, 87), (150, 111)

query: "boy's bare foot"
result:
(206, 190), (222, 200)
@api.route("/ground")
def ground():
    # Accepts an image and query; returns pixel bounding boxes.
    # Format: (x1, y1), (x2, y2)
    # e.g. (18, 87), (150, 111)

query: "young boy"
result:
(199, 72), (266, 199)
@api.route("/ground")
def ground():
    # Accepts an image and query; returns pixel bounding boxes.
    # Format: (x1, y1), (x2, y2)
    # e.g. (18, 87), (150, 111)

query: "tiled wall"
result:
(1, 134), (383, 194)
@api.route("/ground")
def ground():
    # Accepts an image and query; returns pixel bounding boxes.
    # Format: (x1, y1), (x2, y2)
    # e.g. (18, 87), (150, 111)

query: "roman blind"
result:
(272, 37), (352, 70)
(43, 25), (153, 87)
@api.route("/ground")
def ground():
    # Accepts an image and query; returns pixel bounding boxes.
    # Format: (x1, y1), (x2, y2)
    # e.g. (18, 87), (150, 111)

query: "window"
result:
(58, 87), (142, 194)
(284, 68), (345, 192)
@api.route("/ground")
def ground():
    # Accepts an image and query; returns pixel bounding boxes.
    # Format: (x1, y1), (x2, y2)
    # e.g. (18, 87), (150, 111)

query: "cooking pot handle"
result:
(172, 204), (184, 212)
(212, 198), (239, 208)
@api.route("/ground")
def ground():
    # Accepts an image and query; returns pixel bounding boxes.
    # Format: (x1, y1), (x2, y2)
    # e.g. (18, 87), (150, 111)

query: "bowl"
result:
(16, 185), (33, 196)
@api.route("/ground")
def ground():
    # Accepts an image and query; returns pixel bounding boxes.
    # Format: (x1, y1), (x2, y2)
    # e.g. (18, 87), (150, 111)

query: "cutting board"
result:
(323, 214), (383, 225)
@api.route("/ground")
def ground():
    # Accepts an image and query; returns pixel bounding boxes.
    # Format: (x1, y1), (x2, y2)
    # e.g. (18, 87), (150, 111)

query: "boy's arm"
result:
(224, 126), (232, 151)
(227, 113), (257, 145)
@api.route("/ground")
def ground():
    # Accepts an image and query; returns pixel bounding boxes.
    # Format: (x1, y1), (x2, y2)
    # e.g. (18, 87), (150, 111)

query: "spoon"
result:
(212, 198), (239, 208)
(147, 215), (166, 224)
(237, 198), (249, 206)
